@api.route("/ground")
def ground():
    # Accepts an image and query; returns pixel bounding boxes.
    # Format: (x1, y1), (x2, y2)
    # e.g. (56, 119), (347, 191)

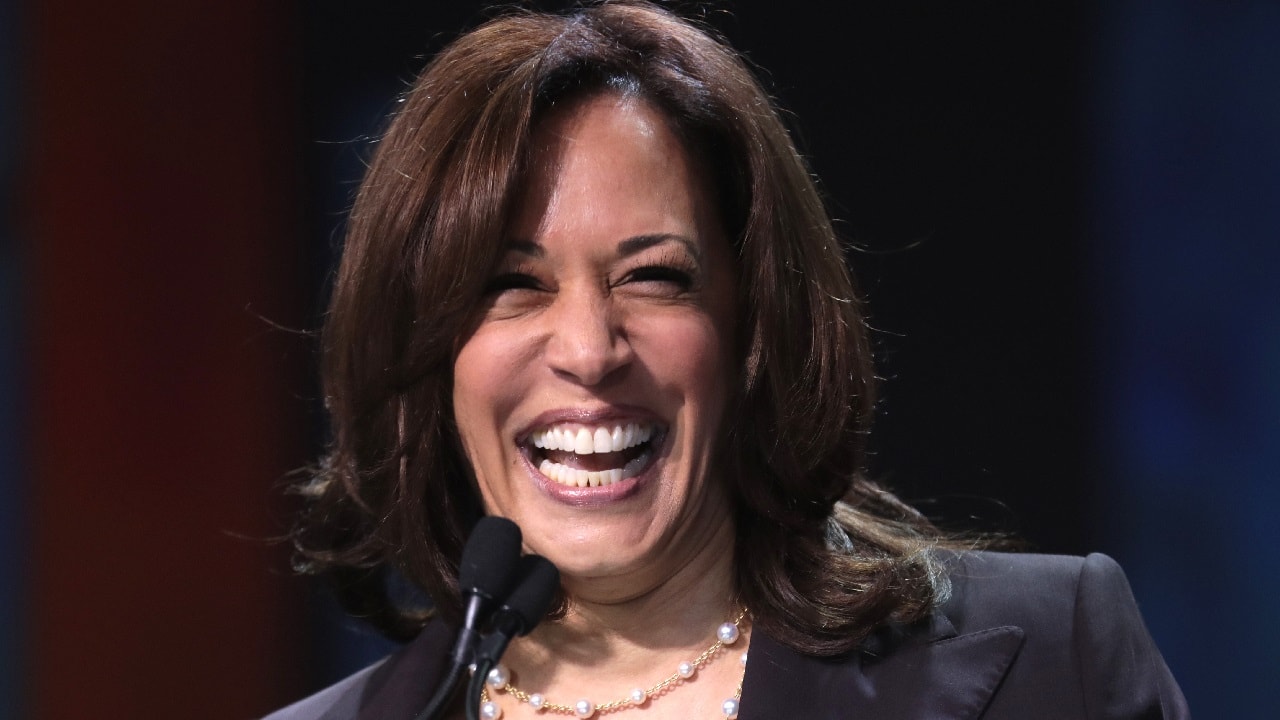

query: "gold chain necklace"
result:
(478, 609), (749, 719)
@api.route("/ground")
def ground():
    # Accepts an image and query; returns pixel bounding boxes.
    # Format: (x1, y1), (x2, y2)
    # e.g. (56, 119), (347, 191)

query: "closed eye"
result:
(625, 265), (694, 290)
(484, 272), (543, 295)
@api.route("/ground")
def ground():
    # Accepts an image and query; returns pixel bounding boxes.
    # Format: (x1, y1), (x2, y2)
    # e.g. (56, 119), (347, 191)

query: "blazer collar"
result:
(738, 612), (1024, 720)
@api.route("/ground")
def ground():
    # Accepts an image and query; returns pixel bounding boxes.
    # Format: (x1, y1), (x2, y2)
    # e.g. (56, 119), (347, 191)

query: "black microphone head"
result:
(499, 554), (560, 637)
(458, 516), (522, 599)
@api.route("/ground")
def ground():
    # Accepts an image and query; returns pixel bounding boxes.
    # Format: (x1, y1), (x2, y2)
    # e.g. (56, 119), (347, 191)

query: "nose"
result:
(544, 288), (633, 387)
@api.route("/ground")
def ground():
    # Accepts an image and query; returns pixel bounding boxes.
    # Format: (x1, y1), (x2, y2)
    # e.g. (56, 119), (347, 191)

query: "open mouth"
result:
(524, 422), (665, 488)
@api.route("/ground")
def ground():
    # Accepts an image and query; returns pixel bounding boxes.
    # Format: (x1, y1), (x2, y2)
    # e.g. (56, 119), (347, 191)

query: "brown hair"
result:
(293, 0), (944, 654)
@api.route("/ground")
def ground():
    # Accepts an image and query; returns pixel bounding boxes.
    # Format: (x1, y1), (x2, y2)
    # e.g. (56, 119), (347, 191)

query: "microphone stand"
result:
(465, 656), (498, 720)
(463, 555), (559, 720)
(414, 517), (522, 720)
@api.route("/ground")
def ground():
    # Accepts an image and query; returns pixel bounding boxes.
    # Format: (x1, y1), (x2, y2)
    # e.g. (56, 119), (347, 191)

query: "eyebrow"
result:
(505, 239), (545, 258)
(503, 233), (703, 261)
(617, 233), (703, 261)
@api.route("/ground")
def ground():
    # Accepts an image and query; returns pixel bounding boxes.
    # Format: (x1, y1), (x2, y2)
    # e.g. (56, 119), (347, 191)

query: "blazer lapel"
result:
(739, 614), (1024, 720)
(348, 619), (454, 720)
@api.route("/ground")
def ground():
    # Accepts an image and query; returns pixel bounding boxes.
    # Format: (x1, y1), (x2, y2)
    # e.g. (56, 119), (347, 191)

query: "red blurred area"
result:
(24, 2), (309, 716)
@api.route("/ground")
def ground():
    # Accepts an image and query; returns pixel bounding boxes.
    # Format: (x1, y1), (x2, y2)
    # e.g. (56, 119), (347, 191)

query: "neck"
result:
(506, 517), (739, 683)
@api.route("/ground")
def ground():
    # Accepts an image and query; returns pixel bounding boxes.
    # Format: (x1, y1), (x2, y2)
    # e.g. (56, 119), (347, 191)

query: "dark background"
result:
(4, 1), (1276, 717)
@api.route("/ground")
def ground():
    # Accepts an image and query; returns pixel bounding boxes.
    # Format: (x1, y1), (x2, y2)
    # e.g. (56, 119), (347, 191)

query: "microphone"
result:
(453, 516), (523, 668)
(475, 554), (559, 665)
(466, 554), (560, 720)
(415, 516), (522, 720)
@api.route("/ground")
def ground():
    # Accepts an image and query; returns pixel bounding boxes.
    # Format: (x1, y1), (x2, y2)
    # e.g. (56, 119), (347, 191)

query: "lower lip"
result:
(521, 452), (654, 506)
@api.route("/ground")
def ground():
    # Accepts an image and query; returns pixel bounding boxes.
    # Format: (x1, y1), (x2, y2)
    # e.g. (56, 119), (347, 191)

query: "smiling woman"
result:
(454, 94), (738, 599)
(270, 2), (1188, 719)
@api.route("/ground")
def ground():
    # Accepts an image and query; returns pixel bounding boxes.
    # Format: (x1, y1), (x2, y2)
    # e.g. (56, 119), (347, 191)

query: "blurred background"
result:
(3, 0), (1276, 717)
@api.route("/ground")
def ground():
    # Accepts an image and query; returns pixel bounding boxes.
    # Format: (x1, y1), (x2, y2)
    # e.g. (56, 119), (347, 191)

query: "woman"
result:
(271, 2), (1188, 719)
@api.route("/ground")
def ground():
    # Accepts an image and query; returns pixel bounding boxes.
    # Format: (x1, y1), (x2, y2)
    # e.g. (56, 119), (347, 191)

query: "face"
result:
(452, 93), (737, 600)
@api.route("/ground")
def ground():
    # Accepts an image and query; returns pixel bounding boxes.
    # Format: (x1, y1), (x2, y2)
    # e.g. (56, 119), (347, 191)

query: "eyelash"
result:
(483, 272), (541, 295)
(625, 264), (695, 290)
(481, 261), (698, 296)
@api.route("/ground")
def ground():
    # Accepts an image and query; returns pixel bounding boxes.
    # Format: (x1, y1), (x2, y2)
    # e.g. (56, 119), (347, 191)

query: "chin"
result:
(526, 516), (660, 578)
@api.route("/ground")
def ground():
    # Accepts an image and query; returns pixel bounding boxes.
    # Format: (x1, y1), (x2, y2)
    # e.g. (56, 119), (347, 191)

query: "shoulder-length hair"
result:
(294, 0), (943, 655)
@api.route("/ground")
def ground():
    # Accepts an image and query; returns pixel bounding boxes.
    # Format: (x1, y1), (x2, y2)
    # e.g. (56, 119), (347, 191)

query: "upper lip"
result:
(516, 405), (666, 443)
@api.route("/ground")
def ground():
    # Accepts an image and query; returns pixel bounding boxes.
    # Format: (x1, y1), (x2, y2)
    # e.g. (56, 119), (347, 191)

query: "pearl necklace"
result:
(479, 609), (749, 719)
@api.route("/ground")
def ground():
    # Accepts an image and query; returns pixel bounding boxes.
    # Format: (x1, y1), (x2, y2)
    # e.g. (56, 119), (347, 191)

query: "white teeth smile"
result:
(530, 423), (653, 454)
(528, 422), (657, 488)
(538, 452), (652, 488)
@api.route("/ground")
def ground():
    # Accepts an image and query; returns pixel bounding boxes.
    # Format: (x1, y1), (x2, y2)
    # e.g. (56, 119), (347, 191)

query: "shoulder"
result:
(261, 618), (454, 720)
(261, 660), (386, 720)
(938, 550), (1117, 632)
(936, 550), (1190, 719)
(743, 551), (1188, 718)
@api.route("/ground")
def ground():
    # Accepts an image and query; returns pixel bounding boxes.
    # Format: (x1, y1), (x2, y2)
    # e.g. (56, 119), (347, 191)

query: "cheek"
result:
(636, 314), (734, 410)
(451, 329), (524, 468)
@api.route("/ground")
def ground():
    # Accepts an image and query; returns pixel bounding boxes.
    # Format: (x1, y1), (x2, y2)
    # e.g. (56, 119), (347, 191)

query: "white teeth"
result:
(593, 427), (611, 453)
(527, 422), (655, 456)
(538, 450), (652, 488)
(529, 422), (661, 488)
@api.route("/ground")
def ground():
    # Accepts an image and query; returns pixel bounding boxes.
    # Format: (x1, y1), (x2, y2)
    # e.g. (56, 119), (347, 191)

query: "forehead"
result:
(510, 92), (717, 247)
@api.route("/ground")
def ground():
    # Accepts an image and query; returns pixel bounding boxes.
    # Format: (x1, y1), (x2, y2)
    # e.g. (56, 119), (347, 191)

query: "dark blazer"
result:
(265, 552), (1190, 720)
